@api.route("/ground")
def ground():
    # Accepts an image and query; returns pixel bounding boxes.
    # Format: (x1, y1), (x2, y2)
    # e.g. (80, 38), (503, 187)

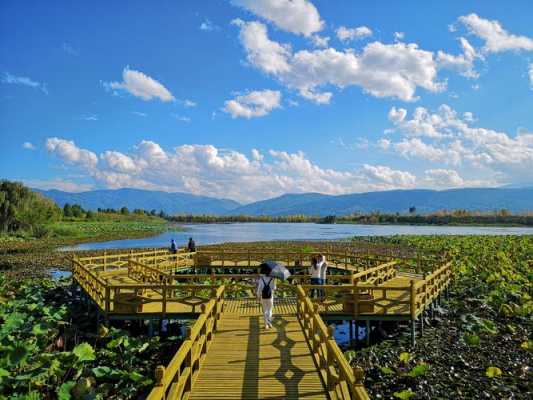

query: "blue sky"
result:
(1, 0), (532, 203)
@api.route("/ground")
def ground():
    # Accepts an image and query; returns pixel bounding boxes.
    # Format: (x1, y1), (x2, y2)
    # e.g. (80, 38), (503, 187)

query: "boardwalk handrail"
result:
(296, 285), (370, 400)
(147, 285), (225, 400)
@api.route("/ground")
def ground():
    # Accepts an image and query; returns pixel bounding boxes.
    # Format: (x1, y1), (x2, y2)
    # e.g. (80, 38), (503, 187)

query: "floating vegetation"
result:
(347, 235), (532, 399)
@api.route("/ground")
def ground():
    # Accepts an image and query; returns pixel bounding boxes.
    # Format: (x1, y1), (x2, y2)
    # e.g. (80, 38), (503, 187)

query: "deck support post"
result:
(349, 320), (354, 345)
(365, 320), (370, 346)
(420, 312), (424, 335)
(148, 319), (154, 337)
(410, 319), (416, 346)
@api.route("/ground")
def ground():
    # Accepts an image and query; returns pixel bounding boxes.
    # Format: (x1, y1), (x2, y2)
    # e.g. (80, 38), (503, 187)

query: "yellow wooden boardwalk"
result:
(72, 249), (452, 400)
(190, 312), (328, 399)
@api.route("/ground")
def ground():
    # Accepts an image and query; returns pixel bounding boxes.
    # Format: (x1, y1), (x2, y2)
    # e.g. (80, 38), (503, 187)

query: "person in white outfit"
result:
(318, 254), (328, 299)
(308, 256), (322, 298)
(257, 263), (277, 329)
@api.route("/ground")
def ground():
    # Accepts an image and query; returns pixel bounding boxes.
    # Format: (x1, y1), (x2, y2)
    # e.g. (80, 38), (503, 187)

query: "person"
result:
(187, 237), (196, 252)
(308, 256), (322, 298)
(318, 254), (328, 299)
(170, 239), (177, 254)
(257, 263), (277, 329)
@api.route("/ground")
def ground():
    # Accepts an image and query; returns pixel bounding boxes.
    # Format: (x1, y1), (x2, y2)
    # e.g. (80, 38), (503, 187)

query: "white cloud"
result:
(172, 114), (191, 122)
(43, 138), (429, 203)
(81, 114), (98, 121)
(234, 20), (444, 103)
(458, 13), (533, 53)
(394, 32), (405, 41)
(423, 169), (464, 187)
(2, 72), (48, 94)
(360, 164), (416, 187)
(199, 19), (217, 31)
(25, 178), (93, 193)
(101, 151), (137, 173)
(233, 19), (292, 74)
(529, 63), (533, 90)
(131, 111), (147, 117)
(437, 37), (479, 78)
(388, 107), (407, 123)
(336, 26), (372, 42)
(103, 67), (174, 102)
(23, 142), (36, 150)
(311, 35), (330, 48)
(231, 0), (323, 37)
(223, 89), (282, 118)
(183, 99), (197, 107)
(383, 104), (533, 183)
(45, 138), (98, 170)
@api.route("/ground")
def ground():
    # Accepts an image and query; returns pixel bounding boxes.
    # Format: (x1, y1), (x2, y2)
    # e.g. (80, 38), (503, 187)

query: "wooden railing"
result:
(147, 286), (225, 400)
(351, 260), (398, 285)
(411, 261), (453, 318)
(72, 256), (108, 309)
(296, 285), (370, 400)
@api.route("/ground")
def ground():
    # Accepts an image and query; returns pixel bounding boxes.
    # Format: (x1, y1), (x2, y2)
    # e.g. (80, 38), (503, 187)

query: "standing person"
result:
(257, 263), (276, 329)
(308, 256), (322, 298)
(318, 254), (328, 299)
(187, 237), (196, 252)
(170, 239), (177, 254)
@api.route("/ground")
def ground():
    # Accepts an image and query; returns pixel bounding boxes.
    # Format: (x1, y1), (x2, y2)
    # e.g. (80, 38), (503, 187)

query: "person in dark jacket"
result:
(187, 237), (196, 252)
(170, 239), (177, 254)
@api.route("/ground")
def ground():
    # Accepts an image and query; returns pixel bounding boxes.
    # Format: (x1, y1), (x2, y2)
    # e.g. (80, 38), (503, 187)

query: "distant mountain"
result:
(35, 188), (241, 215)
(227, 188), (533, 216)
(34, 187), (533, 216)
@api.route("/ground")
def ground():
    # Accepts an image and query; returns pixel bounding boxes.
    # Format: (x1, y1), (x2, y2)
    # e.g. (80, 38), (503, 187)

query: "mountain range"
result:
(35, 187), (533, 216)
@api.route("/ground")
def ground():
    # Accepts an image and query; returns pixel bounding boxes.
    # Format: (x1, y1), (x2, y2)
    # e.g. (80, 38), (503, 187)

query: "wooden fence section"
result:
(147, 286), (225, 400)
(296, 285), (369, 400)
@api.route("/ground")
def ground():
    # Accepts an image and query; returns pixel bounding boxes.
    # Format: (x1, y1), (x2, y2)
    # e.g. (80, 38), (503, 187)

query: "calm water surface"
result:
(62, 222), (533, 251)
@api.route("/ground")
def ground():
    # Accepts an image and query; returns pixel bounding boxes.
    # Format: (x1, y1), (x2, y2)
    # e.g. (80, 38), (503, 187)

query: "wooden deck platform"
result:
(72, 249), (452, 400)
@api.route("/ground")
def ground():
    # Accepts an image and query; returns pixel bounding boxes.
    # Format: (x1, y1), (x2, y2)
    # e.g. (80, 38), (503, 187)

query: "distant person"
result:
(257, 263), (277, 329)
(308, 256), (322, 298)
(170, 239), (177, 254)
(318, 254), (328, 299)
(187, 237), (196, 252)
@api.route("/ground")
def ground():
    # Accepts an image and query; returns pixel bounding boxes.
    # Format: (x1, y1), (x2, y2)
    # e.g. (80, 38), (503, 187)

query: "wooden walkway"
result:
(190, 311), (328, 399)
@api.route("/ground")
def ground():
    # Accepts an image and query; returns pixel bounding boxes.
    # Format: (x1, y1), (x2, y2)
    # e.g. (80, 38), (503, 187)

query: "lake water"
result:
(62, 222), (533, 251)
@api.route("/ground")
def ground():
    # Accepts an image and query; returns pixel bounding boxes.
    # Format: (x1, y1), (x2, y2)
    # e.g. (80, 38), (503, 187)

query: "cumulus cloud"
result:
(394, 32), (405, 41)
(22, 142), (36, 150)
(43, 138), (429, 203)
(336, 26), (372, 42)
(382, 104), (533, 184)
(231, 0), (323, 37)
(423, 169), (464, 187)
(223, 89), (282, 118)
(46, 138), (98, 170)
(458, 13), (533, 53)
(234, 20), (445, 103)
(2, 72), (48, 94)
(437, 37), (479, 78)
(103, 67), (174, 102)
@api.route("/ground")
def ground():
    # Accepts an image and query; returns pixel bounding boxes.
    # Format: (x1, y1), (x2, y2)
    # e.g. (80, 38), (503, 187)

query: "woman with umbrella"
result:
(256, 261), (291, 329)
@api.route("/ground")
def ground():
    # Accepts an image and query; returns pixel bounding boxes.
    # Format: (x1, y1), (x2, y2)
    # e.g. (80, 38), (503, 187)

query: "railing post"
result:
(185, 327), (193, 393)
(326, 325), (335, 392)
(154, 365), (165, 387)
(103, 250), (107, 272)
(410, 280), (416, 346)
